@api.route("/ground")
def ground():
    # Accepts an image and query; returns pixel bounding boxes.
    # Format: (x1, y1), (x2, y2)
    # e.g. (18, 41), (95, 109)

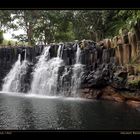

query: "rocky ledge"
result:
(81, 86), (140, 108)
(80, 59), (140, 109)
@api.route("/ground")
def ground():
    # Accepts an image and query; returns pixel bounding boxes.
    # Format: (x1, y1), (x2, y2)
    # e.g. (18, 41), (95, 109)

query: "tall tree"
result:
(12, 10), (40, 46)
(0, 10), (15, 43)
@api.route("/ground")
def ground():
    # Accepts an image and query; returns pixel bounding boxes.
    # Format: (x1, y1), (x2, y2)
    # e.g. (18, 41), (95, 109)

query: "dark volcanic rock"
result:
(82, 63), (115, 89)
(112, 70), (128, 90)
(0, 41), (117, 92)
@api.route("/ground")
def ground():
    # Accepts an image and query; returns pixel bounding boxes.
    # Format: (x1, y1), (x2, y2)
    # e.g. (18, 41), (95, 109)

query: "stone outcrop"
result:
(108, 31), (140, 66)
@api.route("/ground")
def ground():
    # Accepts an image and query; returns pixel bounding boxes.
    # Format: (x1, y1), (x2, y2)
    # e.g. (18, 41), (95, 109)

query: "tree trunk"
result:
(27, 23), (33, 46)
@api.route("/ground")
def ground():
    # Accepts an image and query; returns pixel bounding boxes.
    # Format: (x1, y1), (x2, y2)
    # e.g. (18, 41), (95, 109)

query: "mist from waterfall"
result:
(30, 45), (64, 95)
(2, 50), (29, 92)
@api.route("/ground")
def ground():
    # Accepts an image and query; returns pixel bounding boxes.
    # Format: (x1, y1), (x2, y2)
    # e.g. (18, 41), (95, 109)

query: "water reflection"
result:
(0, 94), (20, 129)
(0, 93), (140, 130)
(15, 98), (36, 129)
(54, 100), (84, 129)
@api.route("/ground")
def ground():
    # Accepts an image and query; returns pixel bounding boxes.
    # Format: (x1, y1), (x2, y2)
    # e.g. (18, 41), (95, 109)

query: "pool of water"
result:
(0, 92), (140, 130)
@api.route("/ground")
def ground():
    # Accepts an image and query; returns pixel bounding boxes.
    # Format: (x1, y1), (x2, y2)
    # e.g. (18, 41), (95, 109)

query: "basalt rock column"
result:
(128, 32), (137, 60)
(123, 44), (131, 64)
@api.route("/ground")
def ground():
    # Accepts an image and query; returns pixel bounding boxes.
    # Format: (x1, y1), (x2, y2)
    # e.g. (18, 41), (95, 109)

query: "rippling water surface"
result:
(0, 92), (140, 130)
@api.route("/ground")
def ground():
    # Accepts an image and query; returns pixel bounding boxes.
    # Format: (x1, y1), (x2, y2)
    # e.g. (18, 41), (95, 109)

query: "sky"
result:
(3, 15), (26, 41)
(3, 29), (25, 41)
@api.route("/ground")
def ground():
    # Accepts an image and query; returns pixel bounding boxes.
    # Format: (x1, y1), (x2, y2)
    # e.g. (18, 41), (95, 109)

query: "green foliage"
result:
(1, 10), (140, 45)
(72, 10), (105, 40)
(55, 22), (75, 42)
(114, 10), (140, 34)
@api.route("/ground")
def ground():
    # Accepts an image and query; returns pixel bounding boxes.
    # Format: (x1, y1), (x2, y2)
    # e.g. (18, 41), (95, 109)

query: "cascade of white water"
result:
(2, 43), (83, 97)
(2, 50), (29, 93)
(59, 66), (72, 96)
(24, 49), (27, 60)
(57, 45), (62, 58)
(71, 44), (83, 97)
(30, 46), (64, 95)
(76, 45), (81, 64)
(60, 44), (64, 58)
(59, 44), (83, 97)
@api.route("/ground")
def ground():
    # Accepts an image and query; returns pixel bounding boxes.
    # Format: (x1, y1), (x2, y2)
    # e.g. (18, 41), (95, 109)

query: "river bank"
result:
(81, 86), (140, 109)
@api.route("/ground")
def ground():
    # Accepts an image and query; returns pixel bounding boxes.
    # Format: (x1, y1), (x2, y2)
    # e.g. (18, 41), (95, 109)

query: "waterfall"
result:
(59, 44), (84, 97)
(2, 50), (29, 93)
(30, 46), (64, 95)
(76, 45), (81, 64)
(59, 66), (72, 96)
(71, 45), (83, 97)
(2, 43), (83, 97)
(57, 44), (62, 58)
(24, 49), (27, 60)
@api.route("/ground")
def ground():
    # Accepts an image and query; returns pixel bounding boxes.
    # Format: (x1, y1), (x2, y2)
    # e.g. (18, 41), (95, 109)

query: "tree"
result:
(0, 10), (15, 43)
(33, 10), (75, 44)
(12, 10), (40, 46)
(1, 10), (140, 45)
